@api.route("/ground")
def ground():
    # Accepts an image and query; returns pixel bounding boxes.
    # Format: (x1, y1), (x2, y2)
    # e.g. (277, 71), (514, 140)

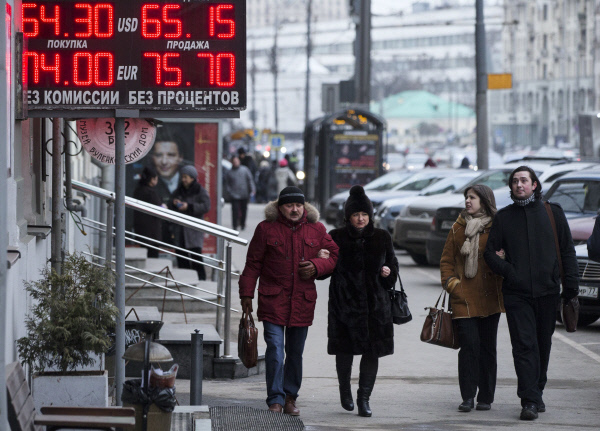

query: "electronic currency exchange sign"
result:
(21, 1), (246, 115)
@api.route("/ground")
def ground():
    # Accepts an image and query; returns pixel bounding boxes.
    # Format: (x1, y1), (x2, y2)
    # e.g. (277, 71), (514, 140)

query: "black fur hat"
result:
(344, 185), (373, 221)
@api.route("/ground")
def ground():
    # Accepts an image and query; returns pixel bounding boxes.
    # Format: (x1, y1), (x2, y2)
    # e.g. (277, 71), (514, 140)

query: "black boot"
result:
(356, 373), (376, 417)
(337, 367), (354, 411)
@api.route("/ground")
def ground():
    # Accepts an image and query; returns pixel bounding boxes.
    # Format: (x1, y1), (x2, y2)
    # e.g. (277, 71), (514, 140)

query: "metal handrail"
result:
(81, 219), (237, 274)
(72, 179), (248, 246)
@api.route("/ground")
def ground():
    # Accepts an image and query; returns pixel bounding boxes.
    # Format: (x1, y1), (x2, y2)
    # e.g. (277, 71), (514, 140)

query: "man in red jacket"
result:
(239, 186), (339, 415)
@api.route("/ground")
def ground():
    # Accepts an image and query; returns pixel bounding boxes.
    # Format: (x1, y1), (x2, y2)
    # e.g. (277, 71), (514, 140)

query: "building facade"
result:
(243, 2), (503, 135)
(490, 0), (598, 152)
(247, 0), (348, 28)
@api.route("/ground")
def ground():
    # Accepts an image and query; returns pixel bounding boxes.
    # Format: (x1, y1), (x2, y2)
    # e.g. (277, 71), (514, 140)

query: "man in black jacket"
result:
(484, 166), (578, 421)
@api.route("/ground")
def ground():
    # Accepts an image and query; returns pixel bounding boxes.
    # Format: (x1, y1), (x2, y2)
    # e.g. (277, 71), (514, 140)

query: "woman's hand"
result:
(496, 248), (506, 260)
(317, 249), (330, 259)
(173, 199), (188, 212)
(380, 266), (391, 277)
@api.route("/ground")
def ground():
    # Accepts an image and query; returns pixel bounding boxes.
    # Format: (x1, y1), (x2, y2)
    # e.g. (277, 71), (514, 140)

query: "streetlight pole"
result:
(270, 20), (280, 132)
(475, 0), (489, 170)
(304, 0), (312, 126)
(354, 0), (371, 106)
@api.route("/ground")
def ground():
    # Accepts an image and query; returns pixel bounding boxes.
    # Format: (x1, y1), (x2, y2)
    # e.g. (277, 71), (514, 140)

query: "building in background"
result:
(247, 0), (348, 28)
(243, 1), (503, 139)
(490, 0), (597, 153)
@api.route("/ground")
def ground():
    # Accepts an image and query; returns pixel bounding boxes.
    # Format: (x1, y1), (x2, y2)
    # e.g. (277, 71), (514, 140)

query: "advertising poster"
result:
(331, 132), (380, 193)
(126, 122), (219, 254)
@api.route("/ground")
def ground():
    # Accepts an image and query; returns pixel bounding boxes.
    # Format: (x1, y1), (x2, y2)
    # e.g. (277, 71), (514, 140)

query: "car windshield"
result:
(421, 173), (479, 196)
(458, 170), (512, 192)
(545, 180), (600, 215)
(395, 171), (449, 191)
(364, 171), (415, 191)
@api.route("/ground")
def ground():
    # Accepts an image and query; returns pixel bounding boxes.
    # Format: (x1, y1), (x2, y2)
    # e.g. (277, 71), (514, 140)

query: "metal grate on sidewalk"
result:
(210, 406), (305, 431)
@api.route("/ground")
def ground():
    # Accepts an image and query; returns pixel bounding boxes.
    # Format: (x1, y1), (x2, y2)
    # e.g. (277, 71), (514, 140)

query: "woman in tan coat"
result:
(440, 184), (504, 413)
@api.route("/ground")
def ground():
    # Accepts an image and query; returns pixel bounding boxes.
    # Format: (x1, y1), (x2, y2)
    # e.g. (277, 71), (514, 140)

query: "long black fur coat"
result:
(326, 222), (399, 357)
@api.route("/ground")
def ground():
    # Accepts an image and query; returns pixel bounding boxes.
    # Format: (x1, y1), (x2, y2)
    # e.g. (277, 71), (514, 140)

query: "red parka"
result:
(239, 201), (339, 327)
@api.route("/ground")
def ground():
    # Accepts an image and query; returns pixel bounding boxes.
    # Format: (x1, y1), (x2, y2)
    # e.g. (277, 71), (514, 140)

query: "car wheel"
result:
(556, 311), (600, 328)
(408, 251), (429, 266)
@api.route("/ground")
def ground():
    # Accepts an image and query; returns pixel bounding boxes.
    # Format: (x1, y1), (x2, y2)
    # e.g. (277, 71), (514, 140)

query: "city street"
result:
(193, 203), (600, 430)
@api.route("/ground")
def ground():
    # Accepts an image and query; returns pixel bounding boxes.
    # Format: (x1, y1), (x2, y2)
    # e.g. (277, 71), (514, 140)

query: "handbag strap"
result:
(397, 273), (405, 293)
(544, 202), (566, 285)
(434, 289), (447, 309)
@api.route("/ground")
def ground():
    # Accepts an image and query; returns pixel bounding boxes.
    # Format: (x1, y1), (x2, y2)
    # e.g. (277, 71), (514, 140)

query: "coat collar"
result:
(264, 201), (320, 224)
(345, 220), (375, 238)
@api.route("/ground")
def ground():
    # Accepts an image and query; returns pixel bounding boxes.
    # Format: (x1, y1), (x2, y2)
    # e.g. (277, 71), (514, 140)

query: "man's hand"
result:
(317, 249), (330, 259)
(298, 261), (316, 280)
(380, 266), (391, 277)
(241, 296), (253, 314)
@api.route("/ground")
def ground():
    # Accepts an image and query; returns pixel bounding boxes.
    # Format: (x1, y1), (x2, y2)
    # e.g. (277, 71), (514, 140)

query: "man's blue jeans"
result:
(262, 321), (309, 407)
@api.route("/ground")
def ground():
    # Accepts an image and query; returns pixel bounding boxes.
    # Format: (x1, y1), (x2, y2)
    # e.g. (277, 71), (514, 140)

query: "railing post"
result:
(223, 242), (233, 357)
(105, 200), (114, 266)
(215, 237), (225, 336)
(190, 330), (203, 405)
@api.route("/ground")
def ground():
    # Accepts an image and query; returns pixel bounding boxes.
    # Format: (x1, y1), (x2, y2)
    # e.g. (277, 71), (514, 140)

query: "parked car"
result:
(323, 170), (416, 227)
(537, 162), (598, 190)
(394, 169), (517, 265)
(368, 168), (459, 215)
(374, 171), (479, 236)
(565, 244), (600, 327)
(542, 165), (600, 244)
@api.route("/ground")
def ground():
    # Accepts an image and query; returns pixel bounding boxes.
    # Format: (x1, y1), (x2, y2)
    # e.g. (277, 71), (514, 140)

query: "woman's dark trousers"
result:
(176, 247), (206, 281)
(336, 353), (378, 416)
(455, 313), (501, 404)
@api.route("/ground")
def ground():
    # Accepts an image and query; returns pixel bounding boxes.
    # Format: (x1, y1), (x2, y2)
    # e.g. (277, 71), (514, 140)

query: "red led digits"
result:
(22, 3), (40, 37)
(163, 53), (182, 86)
(209, 5), (235, 39)
(75, 3), (114, 38)
(143, 53), (182, 86)
(40, 53), (60, 83)
(74, 4), (92, 37)
(142, 4), (183, 39)
(40, 5), (60, 36)
(197, 53), (235, 87)
(216, 53), (235, 86)
(143, 52), (162, 84)
(23, 52), (40, 84)
(94, 4), (114, 38)
(162, 5), (182, 38)
(196, 53), (215, 85)
(94, 52), (114, 86)
(74, 53), (93, 85)
(74, 52), (114, 86)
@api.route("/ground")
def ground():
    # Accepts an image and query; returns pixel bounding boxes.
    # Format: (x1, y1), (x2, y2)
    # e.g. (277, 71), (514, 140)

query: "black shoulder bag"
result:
(390, 273), (412, 325)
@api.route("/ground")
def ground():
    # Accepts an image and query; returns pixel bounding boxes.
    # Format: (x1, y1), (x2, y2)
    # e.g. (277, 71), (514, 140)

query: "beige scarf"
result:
(460, 213), (491, 279)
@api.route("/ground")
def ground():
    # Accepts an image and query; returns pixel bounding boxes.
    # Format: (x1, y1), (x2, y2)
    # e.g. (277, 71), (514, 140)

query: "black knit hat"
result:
(278, 186), (305, 206)
(344, 185), (373, 221)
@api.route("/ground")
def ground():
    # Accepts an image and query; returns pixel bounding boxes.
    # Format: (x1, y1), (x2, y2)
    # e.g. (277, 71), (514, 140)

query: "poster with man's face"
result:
(126, 122), (219, 253)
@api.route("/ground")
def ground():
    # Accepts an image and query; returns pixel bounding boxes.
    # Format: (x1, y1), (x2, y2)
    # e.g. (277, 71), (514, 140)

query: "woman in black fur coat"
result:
(326, 185), (399, 417)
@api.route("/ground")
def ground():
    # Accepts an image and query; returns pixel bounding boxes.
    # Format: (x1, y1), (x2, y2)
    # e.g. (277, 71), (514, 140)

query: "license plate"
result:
(441, 220), (454, 230)
(407, 229), (429, 239)
(579, 286), (599, 299)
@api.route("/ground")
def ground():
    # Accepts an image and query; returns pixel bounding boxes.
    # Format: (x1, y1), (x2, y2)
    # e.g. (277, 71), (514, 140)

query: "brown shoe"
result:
(284, 395), (300, 416)
(268, 403), (283, 413)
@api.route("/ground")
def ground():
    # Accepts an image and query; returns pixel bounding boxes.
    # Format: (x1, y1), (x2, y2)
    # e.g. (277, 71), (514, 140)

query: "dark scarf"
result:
(511, 194), (535, 206)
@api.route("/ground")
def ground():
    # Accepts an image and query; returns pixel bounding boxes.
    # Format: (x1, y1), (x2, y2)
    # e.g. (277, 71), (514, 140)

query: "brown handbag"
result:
(544, 202), (580, 332)
(420, 289), (460, 349)
(238, 312), (259, 368)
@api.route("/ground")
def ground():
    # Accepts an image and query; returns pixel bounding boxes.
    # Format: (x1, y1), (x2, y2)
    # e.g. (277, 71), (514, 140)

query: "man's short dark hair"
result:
(508, 166), (542, 200)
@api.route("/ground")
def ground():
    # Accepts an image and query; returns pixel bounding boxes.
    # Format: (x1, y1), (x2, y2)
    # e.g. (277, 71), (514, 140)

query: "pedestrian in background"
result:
(325, 185), (399, 417)
(225, 156), (256, 231)
(132, 166), (165, 258)
(169, 165), (211, 281)
(238, 147), (258, 179)
(484, 166), (578, 421)
(440, 184), (504, 413)
(275, 158), (297, 192)
(256, 160), (276, 203)
(239, 187), (339, 415)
